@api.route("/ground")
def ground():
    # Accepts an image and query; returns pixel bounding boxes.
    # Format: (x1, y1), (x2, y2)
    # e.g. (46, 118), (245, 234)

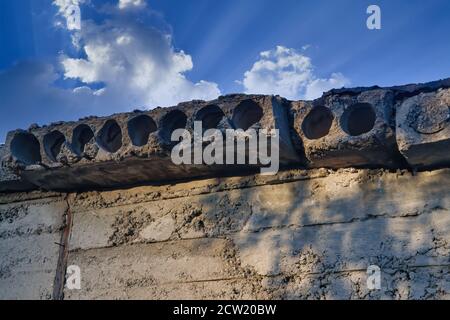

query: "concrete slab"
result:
(0, 144), (36, 192)
(2, 95), (299, 191)
(291, 89), (404, 168)
(396, 88), (450, 168)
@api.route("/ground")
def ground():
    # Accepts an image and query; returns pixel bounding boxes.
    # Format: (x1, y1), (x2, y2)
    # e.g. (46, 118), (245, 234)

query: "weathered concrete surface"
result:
(1, 162), (449, 299)
(0, 195), (67, 299)
(396, 88), (450, 168)
(2, 95), (298, 191)
(291, 89), (403, 168)
(65, 239), (263, 300)
(0, 144), (36, 192)
(59, 168), (449, 300)
(2, 77), (450, 193)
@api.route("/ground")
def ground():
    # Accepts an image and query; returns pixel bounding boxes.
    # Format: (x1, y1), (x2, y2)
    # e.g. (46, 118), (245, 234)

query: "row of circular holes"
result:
(302, 103), (376, 140)
(10, 102), (377, 166)
(10, 100), (264, 165)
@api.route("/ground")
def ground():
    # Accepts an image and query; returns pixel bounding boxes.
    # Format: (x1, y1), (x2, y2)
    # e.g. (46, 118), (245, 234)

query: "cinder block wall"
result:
(1, 168), (449, 300)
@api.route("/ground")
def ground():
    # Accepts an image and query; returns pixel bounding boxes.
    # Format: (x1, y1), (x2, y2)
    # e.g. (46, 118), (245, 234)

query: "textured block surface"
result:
(291, 89), (403, 168)
(396, 88), (450, 168)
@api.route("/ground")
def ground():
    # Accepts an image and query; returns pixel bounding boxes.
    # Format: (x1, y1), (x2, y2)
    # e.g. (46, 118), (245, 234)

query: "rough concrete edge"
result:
(0, 191), (64, 205)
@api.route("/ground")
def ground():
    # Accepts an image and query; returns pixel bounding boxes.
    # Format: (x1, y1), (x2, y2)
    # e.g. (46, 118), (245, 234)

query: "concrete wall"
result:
(1, 168), (449, 299)
(0, 192), (67, 299)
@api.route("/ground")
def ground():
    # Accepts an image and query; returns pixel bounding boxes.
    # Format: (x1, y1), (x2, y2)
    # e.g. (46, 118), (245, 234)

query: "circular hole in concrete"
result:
(43, 130), (66, 162)
(128, 115), (157, 147)
(10, 132), (41, 165)
(301, 106), (334, 140)
(408, 103), (450, 135)
(341, 103), (376, 136)
(195, 105), (225, 130)
(232, 100), (263, 131)
(96, 119), (123, 153)
(159, 110), (187, 142)
(72, 124), (94, 155)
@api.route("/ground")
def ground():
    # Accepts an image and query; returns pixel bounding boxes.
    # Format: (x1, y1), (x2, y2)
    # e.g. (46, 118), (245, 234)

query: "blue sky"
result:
(1, 0), (450, 142)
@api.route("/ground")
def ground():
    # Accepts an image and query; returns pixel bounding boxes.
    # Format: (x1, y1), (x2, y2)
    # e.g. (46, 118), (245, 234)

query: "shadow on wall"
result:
(192, 170), (450, 299)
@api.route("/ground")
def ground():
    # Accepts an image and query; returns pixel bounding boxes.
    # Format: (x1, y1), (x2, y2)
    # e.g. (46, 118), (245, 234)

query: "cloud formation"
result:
(0, 2), (350, 142)
(241, 46), (349, 100)
(0, 0), (221, 142)
(56, 0), (221, 109)
(118, 0), (145, 10)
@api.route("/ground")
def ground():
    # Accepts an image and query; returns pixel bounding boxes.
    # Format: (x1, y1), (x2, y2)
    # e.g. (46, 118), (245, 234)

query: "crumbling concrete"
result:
(64, 168), (450, 300)
(396, 88), (450, 168)
(1, 95), (298, 191)
(0, 194), (67, 299)
(0, 144), (36, 192)
(2, 78), (450, 192)
(291, 89), (403, 168)
(0, 168), (449, 300)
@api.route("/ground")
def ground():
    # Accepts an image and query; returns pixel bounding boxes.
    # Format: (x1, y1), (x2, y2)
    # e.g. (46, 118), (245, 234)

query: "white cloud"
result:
(118, 0), (146, 10)
(241, 45), (350, 100)
(0, 1), (221, 142)
(301, 44), (311, 51)
(56, 0), (220, 109)
(0, 3), (351, 143)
